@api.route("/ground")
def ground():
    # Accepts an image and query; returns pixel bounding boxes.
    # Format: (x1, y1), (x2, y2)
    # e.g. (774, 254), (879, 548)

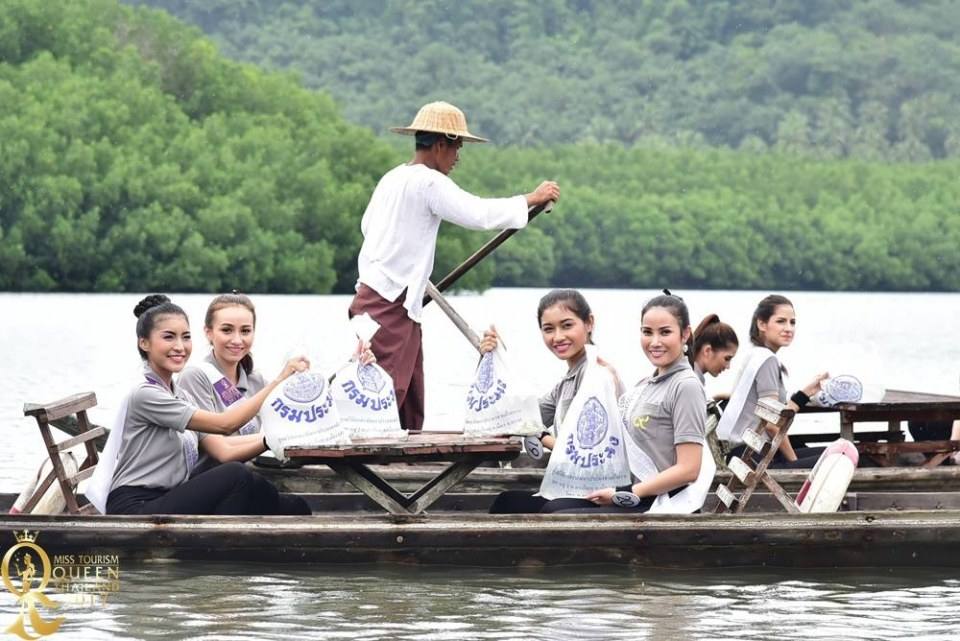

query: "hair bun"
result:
(133, 294), (171, 318)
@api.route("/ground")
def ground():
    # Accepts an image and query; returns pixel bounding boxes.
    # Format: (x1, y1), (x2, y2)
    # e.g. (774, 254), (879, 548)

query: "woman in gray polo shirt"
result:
(101, 295), (310, 515)
(548, 292), (708, 513)
(719, 294), (827, 468)
(486, 289), (623, 513)
(178, 293), (269, 476)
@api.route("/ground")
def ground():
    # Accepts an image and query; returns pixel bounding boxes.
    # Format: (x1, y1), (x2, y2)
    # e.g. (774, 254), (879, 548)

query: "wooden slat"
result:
(858, 440), (960, 455)
(23, 392), (97, 422)
(287, 434), (522, 465)
(68, 467), (96, 485)
(54, 427), (106, 453)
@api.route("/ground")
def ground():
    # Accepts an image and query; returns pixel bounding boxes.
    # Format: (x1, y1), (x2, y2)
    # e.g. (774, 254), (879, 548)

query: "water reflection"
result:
(2, 563), (956, 640)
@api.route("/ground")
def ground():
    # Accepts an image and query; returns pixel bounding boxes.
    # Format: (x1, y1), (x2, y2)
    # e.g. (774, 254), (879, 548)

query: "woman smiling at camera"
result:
(177, 294), (277, 477)
(544, 291), (712, 514)
(86, 294), (310, 516)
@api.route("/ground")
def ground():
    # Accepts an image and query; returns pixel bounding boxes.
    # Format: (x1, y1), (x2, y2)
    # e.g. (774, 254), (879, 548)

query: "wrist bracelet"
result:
(790, 390), (811, 407)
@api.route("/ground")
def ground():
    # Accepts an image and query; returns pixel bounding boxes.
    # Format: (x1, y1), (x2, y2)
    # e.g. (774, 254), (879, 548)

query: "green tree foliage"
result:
(0, 0), (403, 293)
(3, 0), (960, 294)
(130, 0), (960, 160)
(454, 144), (960, 291)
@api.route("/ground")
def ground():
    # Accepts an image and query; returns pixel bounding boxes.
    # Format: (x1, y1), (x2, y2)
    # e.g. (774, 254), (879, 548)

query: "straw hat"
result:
(390, 101), (489, 143)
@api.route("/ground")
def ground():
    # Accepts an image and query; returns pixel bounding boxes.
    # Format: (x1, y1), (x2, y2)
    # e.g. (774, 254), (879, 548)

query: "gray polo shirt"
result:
(110, 364), (196, 491)
(538, 353), (587, 433)
(730, 356), (787, 440)
(622, 359), (706, 474)
(177, 352), (265, 475)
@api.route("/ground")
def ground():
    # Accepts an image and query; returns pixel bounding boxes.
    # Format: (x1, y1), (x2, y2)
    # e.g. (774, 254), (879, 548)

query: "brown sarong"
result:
(348, 284), (424, 430)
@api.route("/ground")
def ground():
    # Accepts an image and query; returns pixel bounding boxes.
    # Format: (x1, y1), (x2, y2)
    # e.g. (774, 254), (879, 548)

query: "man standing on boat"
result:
(349, 101), (560, 430)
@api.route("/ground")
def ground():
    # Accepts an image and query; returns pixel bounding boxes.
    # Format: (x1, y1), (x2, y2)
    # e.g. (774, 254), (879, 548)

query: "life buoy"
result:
(795, 439), (858, 513)
(9, 454), (78, 515)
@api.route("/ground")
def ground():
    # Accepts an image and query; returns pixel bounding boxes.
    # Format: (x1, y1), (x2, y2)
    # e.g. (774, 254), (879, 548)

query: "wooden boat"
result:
(4, 491), (960, 568)
(8, 392), (958, 569)
(45, 415), (960, 494)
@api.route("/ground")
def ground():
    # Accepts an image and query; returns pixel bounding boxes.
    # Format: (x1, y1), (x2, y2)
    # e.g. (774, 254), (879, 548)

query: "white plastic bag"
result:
(463, 347), (543, 437)
(260, 371), (349, 459)
(332, 361), (403, 439)
(537, 347), (632, 499)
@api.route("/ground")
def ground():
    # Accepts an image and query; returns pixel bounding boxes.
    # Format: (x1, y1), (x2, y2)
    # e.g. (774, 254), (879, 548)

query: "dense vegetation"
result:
(2, 0), (959, 293)
(129, 0), (960, 161)
(0, 0), (497, 293)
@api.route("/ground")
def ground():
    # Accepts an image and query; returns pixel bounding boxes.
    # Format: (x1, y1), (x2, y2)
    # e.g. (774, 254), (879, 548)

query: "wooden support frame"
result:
(22, 392), (104, 515)
(327, 459), (481, 515)
(714, 398), (799, 514)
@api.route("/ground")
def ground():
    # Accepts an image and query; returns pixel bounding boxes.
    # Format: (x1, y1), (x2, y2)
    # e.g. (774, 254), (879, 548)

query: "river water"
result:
(2, 289), (959, 639)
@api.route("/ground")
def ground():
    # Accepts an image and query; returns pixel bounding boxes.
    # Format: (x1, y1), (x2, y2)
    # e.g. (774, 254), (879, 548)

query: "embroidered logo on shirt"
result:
(633, 415), (651, 431)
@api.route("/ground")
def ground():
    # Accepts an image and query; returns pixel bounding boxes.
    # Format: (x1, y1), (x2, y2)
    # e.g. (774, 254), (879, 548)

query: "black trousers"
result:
(728, 445), (826, 469)
(106, 462), (310, 515)
(489, 490), (655, 514)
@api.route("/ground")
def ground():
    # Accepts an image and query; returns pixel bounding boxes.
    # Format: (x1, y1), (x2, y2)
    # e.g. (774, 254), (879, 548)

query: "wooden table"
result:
(285, 433), (522, 515)
(832, 389), (960, 440)
(799, 389), (960, 466)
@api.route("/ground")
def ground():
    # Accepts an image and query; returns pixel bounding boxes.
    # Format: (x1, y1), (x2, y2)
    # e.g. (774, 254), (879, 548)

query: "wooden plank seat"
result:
(714, 398), (799, 514)
(22, 392), (104, 515)
(857, 439), (960, 468)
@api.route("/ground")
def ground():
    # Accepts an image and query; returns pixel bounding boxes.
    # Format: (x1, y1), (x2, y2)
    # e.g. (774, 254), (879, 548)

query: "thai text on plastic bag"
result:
(537, 348), (632, 499)
(463, 347), (543, 437)
(332, 360), (403, 439)
(261, 370), (349, 459)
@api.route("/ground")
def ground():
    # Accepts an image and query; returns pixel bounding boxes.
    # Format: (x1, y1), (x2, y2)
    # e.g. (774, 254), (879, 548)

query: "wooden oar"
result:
(422, 200), (554, 308)
(423, 281), (481, 353)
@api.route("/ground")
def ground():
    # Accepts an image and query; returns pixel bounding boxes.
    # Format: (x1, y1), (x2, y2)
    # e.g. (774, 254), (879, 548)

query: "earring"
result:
(682, 344), (689, 355)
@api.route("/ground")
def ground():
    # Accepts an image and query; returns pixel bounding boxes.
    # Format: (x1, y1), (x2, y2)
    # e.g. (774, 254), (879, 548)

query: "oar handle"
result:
(424, 200), (554, 307)
(423, 281), (481, 353)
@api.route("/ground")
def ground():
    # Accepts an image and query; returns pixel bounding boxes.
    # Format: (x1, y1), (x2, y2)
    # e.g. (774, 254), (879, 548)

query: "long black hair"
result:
(693, 314), (739, 356)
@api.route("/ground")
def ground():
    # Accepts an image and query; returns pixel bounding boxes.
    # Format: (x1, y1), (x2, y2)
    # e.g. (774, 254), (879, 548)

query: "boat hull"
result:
(3, 508), (960, 569)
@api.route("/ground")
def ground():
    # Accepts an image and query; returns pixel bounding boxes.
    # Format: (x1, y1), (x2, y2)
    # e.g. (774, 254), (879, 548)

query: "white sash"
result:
(619, 381), (716, 514)
(715, 347), (778, 444)
(85, 395), (131, 515)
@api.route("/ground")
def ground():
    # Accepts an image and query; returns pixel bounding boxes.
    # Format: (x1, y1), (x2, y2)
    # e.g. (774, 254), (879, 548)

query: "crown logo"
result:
(13, 530), (38, 543)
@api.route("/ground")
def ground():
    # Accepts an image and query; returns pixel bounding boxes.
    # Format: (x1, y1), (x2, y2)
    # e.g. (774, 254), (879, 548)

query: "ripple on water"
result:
(2, 564), (959, 640)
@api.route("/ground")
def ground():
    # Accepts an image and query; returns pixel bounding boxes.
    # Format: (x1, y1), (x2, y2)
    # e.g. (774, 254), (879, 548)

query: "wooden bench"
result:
(714, 398), (798, 514)
(857, 439), (960, 468)
(22, 392), (105, 514)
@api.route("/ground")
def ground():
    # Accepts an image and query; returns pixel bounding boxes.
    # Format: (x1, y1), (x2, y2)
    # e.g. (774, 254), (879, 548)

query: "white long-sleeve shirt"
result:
(356, 163), (528, 321)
